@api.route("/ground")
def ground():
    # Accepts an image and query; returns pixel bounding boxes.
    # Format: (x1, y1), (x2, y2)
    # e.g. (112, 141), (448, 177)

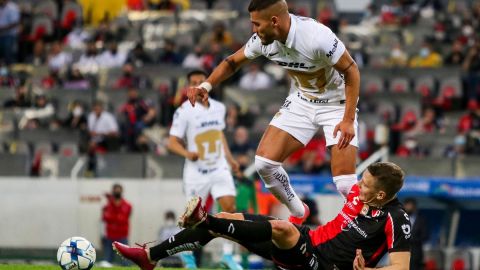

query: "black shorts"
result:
(239, 214), (335, 270)
(270, 225), (334, 270)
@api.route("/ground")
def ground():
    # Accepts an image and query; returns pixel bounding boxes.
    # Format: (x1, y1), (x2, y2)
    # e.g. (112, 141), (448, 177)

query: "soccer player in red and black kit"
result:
(114, 162), (411, 270)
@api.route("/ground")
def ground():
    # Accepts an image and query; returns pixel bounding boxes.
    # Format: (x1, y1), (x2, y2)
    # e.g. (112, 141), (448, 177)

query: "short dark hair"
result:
(367, 162), (405, 200)
(187, 69), (208, 82)
(248, 0), (283, 12)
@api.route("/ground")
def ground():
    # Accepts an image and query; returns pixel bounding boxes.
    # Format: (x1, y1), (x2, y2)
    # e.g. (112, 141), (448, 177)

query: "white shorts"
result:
(183, 166), (236, 203)
(270, 92), (359, 146)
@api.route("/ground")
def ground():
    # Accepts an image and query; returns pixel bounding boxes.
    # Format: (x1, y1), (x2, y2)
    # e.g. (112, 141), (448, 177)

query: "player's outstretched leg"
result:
(113, 225), (215, 270)
(255, 155), (310, 224)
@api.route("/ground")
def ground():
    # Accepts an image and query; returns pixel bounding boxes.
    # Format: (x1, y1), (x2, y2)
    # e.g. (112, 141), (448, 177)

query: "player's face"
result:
(358, 170), (380, 204)
(188, 74), (206, 87)
(250, 11), (276, 45)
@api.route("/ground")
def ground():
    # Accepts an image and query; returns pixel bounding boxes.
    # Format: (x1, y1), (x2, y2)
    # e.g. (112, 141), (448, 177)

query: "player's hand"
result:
(353, 249), (365, 270)
(187, 86), (209, 107)
(229, 159), (241, 176)
(333, 119), (355, 149)
(186, 152), (199, 161)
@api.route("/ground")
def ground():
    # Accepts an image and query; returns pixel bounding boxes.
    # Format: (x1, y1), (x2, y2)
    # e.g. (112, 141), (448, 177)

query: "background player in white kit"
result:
(188, 0), (361, 224)
(168, 69), (242, 270)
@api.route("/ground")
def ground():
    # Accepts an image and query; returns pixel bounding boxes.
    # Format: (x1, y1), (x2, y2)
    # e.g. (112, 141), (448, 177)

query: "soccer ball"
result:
(57, 237), (96, 270)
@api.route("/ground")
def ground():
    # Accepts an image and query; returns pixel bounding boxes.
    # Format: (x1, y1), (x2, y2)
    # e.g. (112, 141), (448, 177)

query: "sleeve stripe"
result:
(385, 213), (394, 249)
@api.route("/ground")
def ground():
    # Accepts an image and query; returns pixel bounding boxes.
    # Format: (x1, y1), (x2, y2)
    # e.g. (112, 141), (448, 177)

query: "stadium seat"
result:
(30, 15), (54, 41)
(436, 77), (463, 110)
(362, 75), (384, 95)
(58, 142), (79, 157)
(60, 1), (82, 30)
(389, 77), (410, 94)
(33, 0), (58, 20)
(0, 153), (30, 176)
(414, 76), (436, 98)
(449, 249), (473, 270)
(424, 248), (445, 270)
(95, 153), (146, 178)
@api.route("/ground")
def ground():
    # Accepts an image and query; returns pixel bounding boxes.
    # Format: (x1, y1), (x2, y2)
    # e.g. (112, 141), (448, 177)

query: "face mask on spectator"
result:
(391, 49), (402, 58)
(113, 192), (122, 199)
(165, 217), (175, 226)
(419, 48), (430, 58)
(405, 139), (417, 149)
(462, 25), (473, 36)
(73, 106), (83, 117)
(454, 135), (466, 146)
(0, 67), (8, 76)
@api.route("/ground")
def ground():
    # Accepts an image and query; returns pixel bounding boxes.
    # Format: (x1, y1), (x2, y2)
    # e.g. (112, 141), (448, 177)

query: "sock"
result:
(222, 240), (234, 255)
(255, 155), (305, 217)
(333, 174), (357, 199)
(149, 228), (214, 261)
(199, 215), (272, 243)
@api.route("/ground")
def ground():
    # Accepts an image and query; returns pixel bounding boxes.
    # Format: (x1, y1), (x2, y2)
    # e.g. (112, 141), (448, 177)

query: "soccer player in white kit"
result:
(168, 70), (242, 269)
(188, 0), (360, 225)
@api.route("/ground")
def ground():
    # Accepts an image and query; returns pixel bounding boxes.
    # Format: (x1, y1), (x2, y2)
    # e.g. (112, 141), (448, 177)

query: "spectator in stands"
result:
(98, 41), (127, 69)
(0, 0), (20, 64)
(445, 40), (465, 66)
(3, 84), (30, 108)
(63, 66), (91, 90)
(462, 39), (480, 100)
(147, 0), (178, 11)
(66, 25), (90, 50)
(113, 63), (151, 90)
(230, 126), (256, 158)
(101, 183), (132, 267)
(93, 20), (116, 44)
(20, 94), (55, 129)
(47, 41), (72, 72)
(63, 100), (87, 132)
(200, 21), (234, 49)
(182, 45), (205, 70)
(387, 43), (408, 67)
(126, 42), (154, 67)
(75, 41), (100, 74)
(119, 88), (156, 151)
(0, 62), (15, 87)
(225, 104), (254, 131)
(158, 39), (182, 65)
(202, 42), (228, 73)
(302, 195), (321, 226)
(31, 39), (47, 66)
(404, 197), (429, 270)
(284, 132), (330, 174)
(87, 100), (120, 151)
(410, 106), (444, 135)
(41, 69), (63, 90)
(127, 0), (145, 10)
(239, 62), (273, 90)
(409, 41), (443, 68)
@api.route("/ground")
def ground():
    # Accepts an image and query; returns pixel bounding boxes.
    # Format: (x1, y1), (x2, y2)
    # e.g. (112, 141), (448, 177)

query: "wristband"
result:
(199, 81), (213, 92)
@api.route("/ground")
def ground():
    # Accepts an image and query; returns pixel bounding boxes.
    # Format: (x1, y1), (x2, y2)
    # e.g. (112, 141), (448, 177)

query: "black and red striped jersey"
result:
(308, 184), (411, 269)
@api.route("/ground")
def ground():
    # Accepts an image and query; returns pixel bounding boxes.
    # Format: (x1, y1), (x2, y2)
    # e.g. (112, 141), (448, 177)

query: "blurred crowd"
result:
(1, 0), (480, 177)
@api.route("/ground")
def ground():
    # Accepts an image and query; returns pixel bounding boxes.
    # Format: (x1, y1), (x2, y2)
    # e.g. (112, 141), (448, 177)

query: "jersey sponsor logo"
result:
(339, 211), (368, 238)
(275, 61), (316, 70)
(326, 38), (338, 58)
(299, 243), (307, 255)
(281, 99), (292, 109)
(166, 241), (202, 255)
(268, 51), (279, 57)
(273, 172), (295, 202)
(228, 223), (235, 234)
(200, 120), (221, 128)
(371, 209), (383, 218)
(403, 212), (410, 221)
(402, 224), (411, 239)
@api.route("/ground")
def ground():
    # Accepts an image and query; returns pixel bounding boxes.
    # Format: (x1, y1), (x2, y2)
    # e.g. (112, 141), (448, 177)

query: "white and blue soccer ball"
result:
(57, 237), (96, 270)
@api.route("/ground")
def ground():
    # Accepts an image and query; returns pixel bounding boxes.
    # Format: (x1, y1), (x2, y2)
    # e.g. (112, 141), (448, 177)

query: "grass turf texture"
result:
(0, 266), (216, 270)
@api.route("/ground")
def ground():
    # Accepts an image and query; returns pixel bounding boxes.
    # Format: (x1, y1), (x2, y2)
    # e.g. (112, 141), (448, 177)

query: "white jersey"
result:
(244, 14), (347, 103)
(169, 99), (228, 171)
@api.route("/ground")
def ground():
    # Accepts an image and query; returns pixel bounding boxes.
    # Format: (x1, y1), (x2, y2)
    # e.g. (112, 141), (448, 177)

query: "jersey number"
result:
(194, 130), (222, 163)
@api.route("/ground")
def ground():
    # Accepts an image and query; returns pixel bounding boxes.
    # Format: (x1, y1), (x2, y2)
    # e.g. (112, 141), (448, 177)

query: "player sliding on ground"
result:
(114, 162), (411, 270)
(187, 0), (361, 225)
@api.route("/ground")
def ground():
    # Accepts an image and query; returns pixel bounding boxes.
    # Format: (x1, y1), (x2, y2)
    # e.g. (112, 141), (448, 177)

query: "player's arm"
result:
(187, 47), (251, 106)
(332, 50), (360, 149)
(167, 135), (198, 161)
(221, 132), (240, 175)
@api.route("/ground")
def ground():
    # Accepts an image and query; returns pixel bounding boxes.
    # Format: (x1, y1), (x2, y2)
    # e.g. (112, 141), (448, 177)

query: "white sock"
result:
(222, 241), (234, 255)
(255, 155), (305, 217)
(333, 174), (357, 199)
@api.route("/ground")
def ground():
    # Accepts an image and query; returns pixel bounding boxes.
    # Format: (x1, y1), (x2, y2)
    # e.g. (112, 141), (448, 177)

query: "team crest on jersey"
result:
(371, 209), (382, 218)
(361, 205), (369, 216)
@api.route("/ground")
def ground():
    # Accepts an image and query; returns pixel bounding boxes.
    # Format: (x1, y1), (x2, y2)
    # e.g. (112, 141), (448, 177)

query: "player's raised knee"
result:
(270, 220), (296, 235)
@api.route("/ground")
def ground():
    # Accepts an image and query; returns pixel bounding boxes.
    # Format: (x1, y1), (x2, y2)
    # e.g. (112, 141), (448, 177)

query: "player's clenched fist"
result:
(186, 152), (199, 161)
(187, 86), (209, 107)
